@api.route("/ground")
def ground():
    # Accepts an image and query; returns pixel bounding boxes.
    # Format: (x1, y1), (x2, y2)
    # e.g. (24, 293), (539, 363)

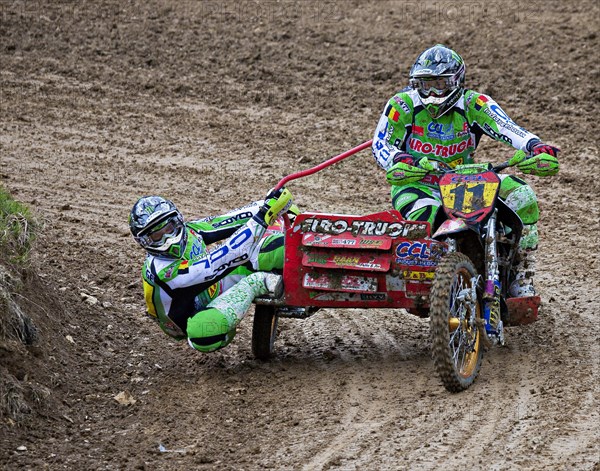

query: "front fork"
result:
(482, 210), (504, 345)
(444, 216), (504, 346)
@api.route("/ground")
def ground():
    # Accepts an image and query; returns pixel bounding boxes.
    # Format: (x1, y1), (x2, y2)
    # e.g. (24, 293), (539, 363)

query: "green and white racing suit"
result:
(372, 88), (541, 249)
(141, 201), (284, 352)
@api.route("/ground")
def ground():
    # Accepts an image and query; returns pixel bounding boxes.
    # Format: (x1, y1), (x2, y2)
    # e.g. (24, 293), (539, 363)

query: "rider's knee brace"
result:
(500, 177), (539, 225)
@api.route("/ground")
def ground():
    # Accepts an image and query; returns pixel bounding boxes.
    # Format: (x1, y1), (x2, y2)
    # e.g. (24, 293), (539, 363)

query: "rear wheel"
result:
(252, 305), (279, 360)
(430, 252), (483, 392)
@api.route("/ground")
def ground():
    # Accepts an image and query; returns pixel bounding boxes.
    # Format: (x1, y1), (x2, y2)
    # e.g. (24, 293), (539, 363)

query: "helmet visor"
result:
(138, 213), (182, 249)
(410, 76), (454, 97)
(148, 220), (178, 243)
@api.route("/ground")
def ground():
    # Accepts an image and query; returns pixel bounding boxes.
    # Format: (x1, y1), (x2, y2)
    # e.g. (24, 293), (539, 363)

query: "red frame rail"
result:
(274, 139), (373, 190)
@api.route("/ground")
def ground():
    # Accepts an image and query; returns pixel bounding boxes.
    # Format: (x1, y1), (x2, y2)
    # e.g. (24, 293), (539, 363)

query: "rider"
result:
(372, 44), (559, 303)
(129, 188), (293, 352)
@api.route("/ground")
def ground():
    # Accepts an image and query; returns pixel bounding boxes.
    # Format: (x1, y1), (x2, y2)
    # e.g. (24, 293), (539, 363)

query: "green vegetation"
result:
(0, 186), (40, 422)
(0, 185), (37, 262)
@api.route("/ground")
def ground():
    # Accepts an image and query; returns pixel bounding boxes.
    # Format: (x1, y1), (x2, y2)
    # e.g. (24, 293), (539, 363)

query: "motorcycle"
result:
(426, 150), (541, 391)
(254, 142), (543, 392)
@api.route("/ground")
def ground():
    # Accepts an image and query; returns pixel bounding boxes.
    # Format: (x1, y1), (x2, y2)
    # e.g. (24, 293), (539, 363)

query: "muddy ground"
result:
(0, 0), (599, 469)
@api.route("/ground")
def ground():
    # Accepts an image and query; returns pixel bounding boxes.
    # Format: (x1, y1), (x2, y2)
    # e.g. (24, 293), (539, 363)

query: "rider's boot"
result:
(509, 224), (538, 298)
(263, 273), (284, 298)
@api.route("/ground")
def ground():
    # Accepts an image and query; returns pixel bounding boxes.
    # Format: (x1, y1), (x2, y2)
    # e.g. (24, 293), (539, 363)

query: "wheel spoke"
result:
(430, 252), (483, 391)
(447, 268), (479, 376)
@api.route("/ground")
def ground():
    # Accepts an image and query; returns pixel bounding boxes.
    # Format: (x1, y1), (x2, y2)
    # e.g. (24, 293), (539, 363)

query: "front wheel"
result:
(430, 252), (483, 392)
(252, 305), (279, 360)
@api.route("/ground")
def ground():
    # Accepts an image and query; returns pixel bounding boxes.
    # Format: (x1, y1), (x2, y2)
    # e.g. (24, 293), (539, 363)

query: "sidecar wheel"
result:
(252, 305), (279, 360)
(430, 252), (483, 392)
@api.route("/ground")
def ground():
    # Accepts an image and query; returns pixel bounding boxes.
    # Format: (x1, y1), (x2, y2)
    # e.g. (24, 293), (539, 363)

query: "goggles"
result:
(138, 212), (182, 248)
(409, 76), (456, 97)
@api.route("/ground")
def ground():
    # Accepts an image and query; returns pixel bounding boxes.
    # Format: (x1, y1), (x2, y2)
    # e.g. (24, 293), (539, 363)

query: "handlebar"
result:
(492, 161), (512, 173)
(272, 142), (531, 194)
(421, 149), (529, 176)
(493, 149), (527, 173)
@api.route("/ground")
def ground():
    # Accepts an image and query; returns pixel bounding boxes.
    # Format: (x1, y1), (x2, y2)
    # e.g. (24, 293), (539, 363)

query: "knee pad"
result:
(391, 187), (419, 212)
(256, 234), (285, 271)
(186, 308), (235, 353)
(391, 185), (440, 225)
(500, 177), (539, 224)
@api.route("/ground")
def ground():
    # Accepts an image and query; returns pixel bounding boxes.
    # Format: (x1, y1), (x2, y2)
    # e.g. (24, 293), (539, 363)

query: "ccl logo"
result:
(427, 122), (453, 134)
(395, 241), (432, 260)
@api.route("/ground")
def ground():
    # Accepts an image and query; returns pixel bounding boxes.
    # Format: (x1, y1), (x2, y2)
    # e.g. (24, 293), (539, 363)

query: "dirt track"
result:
(1, 1), (599, 469)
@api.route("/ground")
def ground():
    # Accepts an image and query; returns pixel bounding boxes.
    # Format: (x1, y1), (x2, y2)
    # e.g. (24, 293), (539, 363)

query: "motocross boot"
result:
(509, 224), (538, 298)
(263, 273), (284, 298)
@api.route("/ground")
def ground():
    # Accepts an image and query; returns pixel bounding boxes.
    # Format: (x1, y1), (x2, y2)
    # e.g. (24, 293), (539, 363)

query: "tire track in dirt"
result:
(282, 309), (435, 470)
(295, 307), (533, 470)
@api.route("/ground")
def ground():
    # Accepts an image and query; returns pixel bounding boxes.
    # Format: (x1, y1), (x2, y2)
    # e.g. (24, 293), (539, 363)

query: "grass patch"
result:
(0, 187), (42, 422)
(0, 186), (37, 263)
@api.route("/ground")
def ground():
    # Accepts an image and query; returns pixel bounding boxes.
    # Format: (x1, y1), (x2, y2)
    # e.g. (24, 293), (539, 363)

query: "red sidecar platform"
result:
(282, 210), (448, 315)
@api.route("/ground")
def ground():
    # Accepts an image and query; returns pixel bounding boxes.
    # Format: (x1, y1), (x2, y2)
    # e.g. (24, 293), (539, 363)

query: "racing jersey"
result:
(141, 202), (266, 339)
(372, 88), (539, 172)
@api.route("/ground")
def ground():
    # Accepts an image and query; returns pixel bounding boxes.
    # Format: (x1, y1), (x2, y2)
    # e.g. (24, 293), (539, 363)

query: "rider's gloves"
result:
(386, 158), (432, 186)
(392, 152), (437, 171)
(416, 156), (435, 172)
(253, 187), (293, 227)
(517, 153), (560, 177)
(392, 152), (416, 165)
(508, 150), (527, 166)
(531, 141), (560, 158)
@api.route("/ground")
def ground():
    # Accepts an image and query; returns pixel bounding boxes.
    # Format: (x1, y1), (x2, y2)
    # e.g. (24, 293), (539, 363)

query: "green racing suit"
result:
(141, 201), (284, 352)
(372, 88), (541, 248)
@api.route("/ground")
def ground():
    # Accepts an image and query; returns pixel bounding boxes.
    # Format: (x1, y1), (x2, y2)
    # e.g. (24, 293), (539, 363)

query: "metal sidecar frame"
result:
(252, 140), (448, 358)
(252, 208), (450, 359)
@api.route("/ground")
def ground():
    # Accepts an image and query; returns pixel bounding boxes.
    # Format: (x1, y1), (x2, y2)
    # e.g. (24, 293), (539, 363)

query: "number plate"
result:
(439, 171), (500, 216)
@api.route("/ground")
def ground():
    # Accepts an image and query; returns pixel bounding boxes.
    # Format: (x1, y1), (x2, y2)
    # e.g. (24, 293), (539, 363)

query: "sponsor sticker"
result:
(483, 123), (513, 145)
(392, 95), (410, 113)
(213, 211), (253, 228)
(483, 105), (528, 138)
(302, 233), (391, 250)
(300, 217), (428, 238)
(427, 122), (455, 140)
(409, 136), (475, 158)
(303, 252), (389, 271)
(395, 240), (446, 267)
(163, 265), (175, 280)
(303, 273), (378, 292)
(207, 282), (219, 299)
(402, 270), (435, 280)
(332, 238), (357, 246)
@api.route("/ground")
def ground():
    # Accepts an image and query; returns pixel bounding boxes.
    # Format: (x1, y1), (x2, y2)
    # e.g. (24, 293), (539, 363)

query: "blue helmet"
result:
(409, 45), (466, 118)
(129, 196), (187, 259)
